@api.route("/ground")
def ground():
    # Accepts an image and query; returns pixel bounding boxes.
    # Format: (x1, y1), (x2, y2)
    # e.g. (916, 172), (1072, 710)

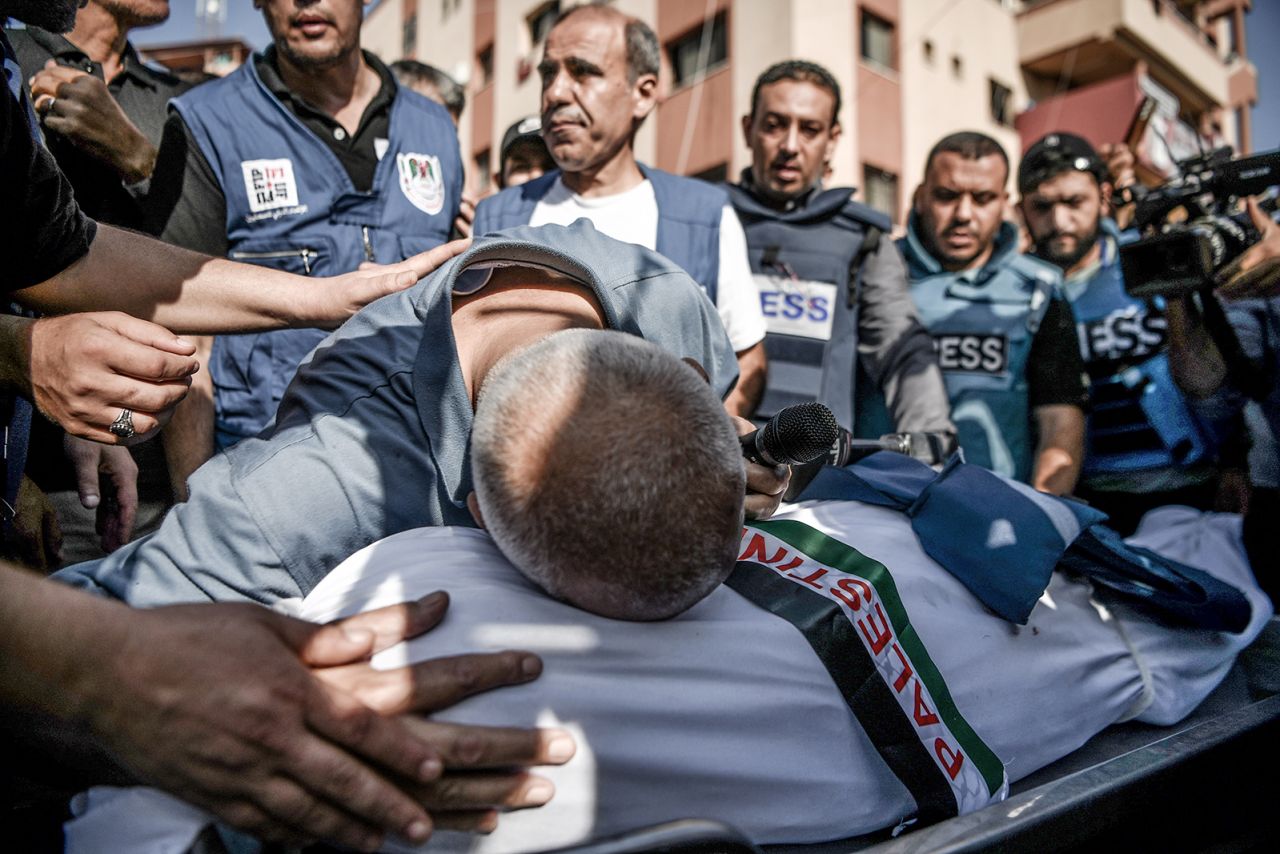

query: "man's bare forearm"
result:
(1165, 296), (1228, 399)
(1032, 404), (1085, 496)
(163, 336), (217, 501)
(725, 341), (766, 418)
(13, 225), (313, 334)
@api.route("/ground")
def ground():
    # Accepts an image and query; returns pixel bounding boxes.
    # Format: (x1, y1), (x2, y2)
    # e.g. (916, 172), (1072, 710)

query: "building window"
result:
(474, 149), (492, 193)
(951, 55), (963, 79)
(860, 11), (895, 71)
(667, 12), (728, 88)
(441, 0), (460, 21)
(402, 13), (417, 58)
(989, 79), (1014, 127)
(476, 44), (493, 87)
(922, 39), (934, 64)
(863, 165), (898, 222)
(528, 2), (560, 45)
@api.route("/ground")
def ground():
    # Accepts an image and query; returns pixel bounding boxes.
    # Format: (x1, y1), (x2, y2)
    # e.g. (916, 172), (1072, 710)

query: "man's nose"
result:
(1051, 204), (1074, 233)
(953, 194), (974, 223)
(781, 123), (800, 154)
(543, 66), (571, 108)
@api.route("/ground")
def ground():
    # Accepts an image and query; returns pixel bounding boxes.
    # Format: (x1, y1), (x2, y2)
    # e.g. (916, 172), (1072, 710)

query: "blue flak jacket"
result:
(1063, 220), (1217, 483)
(894, 217), (1060, 483)
(726, 183), (890, 426)
(172, 57), (463, 444)
(473, 164), (724, 302)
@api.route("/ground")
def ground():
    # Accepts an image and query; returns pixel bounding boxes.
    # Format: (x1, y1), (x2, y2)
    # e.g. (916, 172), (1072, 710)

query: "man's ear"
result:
(632, 73), (658, 122)
(824, 122), (842, 165)
(740, 113), (754, 150)
(1099, 180), (1114, 217)
(912, 184), (924, 215)
(466, 492), (486, 530)
(682, 357), (711, 384)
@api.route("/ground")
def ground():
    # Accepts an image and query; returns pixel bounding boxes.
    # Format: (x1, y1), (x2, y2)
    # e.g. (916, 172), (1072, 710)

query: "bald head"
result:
(471, 330), (745, 621)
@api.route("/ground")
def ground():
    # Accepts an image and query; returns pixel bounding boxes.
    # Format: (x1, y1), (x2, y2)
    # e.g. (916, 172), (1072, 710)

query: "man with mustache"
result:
(728, 60), (953, 449)
(1018, 132), (1222, 532)
(899, 132), (1088, 494)
(472, 3), (767, 418)
(148, 0), (463, 497)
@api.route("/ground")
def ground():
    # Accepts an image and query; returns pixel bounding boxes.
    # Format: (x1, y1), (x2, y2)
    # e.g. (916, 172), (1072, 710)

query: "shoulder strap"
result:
(847, 225), (882, 309)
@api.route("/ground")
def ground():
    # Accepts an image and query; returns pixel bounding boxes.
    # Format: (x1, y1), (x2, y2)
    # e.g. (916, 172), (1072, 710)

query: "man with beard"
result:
(472, 3), (767, 417)
(6, 1), (189, 565)
(149, 0), (463, 496)
(1018, 133), (1222, 530)
(898, 132), (1088, 494)
(727, 61), (953, 450)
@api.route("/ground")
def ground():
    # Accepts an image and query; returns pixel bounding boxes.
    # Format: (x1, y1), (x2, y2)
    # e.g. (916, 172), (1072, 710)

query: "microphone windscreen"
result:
(760, 402), (840, 465)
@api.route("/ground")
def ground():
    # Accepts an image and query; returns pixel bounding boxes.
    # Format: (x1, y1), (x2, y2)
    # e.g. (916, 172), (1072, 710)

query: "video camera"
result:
(1120, 146), (1280, 300)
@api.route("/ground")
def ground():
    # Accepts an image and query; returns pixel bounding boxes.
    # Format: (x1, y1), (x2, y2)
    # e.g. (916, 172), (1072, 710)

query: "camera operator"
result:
(1166, 196), (1280, 579)
(1018, 133), (1225, 533)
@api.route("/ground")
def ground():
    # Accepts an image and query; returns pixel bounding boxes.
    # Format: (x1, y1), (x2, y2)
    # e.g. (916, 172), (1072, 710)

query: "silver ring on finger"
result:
(109, 408), (136, 439)
(38, 96), (55, 116)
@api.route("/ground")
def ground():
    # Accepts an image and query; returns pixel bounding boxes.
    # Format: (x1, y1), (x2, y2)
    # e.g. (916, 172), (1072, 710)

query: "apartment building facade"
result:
(362, 0), (1256, 221)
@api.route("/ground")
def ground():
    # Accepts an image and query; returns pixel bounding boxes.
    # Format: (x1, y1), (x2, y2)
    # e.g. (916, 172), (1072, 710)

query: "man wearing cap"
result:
(892, 132), (1088, 494)
(472, 4), (767, 416)
(728, 60), (953, 444)
(497, 115), (553, 190)
(148, 0), (463, 497)
(1019, 132), (1221, 529)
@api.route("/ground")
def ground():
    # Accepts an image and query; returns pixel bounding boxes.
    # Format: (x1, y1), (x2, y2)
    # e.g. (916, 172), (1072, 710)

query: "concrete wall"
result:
(900, 0), (1025, 200)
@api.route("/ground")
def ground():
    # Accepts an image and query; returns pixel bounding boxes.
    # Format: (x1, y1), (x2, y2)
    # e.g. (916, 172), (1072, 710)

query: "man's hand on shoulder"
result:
(303, 239), (472, 328)
(16, 312), (198, 445)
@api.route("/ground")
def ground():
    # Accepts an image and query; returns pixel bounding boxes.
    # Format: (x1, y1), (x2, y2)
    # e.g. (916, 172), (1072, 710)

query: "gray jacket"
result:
(55, 221), (740, 605)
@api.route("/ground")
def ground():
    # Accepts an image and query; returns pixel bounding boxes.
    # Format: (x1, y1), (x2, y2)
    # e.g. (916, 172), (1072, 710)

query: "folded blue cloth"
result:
(799, 452), (1250, 632)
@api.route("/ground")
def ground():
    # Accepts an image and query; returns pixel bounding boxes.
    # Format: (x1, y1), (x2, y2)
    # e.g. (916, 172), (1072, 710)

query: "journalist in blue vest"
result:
(887, 132), (1089, 494)
(146, 0), (463, 495)
(471, 4), (767, 418)
(1017, 132), (1222, 531)
(726, 60), (955, 449)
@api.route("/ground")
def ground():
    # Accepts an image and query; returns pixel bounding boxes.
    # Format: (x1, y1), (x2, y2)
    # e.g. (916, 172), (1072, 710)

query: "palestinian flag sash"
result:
(728, 520), (1008, 825)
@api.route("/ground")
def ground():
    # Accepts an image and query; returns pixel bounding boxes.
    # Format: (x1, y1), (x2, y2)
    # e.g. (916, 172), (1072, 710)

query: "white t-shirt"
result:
(529, 177), (766, 353)
(65, 504), (1268, 854)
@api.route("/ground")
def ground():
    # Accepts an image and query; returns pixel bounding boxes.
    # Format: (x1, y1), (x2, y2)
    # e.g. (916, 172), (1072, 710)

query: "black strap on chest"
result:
(847, 226), (882, 309)
(726, 560), (960, 826)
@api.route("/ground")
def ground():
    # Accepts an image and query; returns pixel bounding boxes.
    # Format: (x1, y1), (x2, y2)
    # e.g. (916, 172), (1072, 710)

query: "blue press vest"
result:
(172, 58), (462, 444)
(1064, 224), (1216, 481)
(473, 165), (723, 302)
(896, 218), (1059, 483)
(725, 183), (890, 426)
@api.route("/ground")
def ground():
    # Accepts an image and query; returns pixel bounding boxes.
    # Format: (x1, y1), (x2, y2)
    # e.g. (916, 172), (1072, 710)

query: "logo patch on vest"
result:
(754, 274), (836, 341)
(933, 334), (1008, 374)
(1078, 306), (1166, 364)
(241, 158), (300, 214)
(396, 152), (445, 215)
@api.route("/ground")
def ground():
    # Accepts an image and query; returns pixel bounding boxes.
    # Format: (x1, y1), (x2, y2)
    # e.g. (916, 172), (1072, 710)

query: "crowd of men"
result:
(3, 0), (1280, 851)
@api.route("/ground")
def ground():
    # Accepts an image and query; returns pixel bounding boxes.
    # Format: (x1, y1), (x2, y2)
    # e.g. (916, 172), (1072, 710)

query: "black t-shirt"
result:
(2, 34), (96, 292)
(147, 48), (397, 254)
(5, 25), (190, 229)
(1027, 295), (1091, 410)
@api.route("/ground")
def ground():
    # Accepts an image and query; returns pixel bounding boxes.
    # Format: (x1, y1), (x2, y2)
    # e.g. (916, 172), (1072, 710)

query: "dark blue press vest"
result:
(725, 183), (890, 426)
(892, 219), (1059, 483)
(1064, 224), (1217, 480)
(171, 59), (462, 445)
(472, 165), (724, 303)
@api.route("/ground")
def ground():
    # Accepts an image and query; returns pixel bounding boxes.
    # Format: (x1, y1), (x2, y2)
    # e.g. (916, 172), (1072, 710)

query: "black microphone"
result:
(741, 402), (840, 466)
